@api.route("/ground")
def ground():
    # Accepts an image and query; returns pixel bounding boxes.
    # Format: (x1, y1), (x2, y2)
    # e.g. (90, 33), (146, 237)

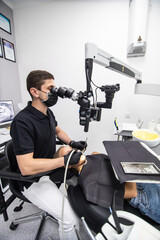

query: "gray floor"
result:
(0, 189), (90, 240)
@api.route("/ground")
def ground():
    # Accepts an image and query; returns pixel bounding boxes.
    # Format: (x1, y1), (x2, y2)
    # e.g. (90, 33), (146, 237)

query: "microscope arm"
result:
(85, 43), (160, 96)
(85, 43), (142, 83)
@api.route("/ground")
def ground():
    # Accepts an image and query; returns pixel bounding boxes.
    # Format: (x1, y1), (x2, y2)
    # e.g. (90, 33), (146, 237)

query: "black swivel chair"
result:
(0, 140), (59, 240)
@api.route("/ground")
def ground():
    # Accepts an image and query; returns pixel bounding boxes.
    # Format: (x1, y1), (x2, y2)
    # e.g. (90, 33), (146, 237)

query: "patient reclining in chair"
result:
(56, 146), (160, 224)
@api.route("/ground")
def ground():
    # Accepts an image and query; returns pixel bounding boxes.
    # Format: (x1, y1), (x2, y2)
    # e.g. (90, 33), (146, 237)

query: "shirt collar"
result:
(27, 101), (48, 120)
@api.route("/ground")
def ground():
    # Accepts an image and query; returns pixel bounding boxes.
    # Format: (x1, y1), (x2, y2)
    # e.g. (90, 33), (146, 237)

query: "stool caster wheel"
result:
(10, 222), (18, 230)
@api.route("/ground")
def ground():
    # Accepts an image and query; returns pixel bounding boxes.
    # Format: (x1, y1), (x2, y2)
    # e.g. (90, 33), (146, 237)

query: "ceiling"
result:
(5, 0), (102, 9)
(4, 0), (54, 9)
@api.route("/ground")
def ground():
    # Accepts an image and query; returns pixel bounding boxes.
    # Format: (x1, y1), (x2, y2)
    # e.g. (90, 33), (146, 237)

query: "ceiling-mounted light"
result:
(127, 0), (151, 58)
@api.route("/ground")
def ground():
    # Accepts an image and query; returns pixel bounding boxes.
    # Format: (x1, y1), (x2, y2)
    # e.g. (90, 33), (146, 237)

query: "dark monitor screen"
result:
(0, 100), (15, 127)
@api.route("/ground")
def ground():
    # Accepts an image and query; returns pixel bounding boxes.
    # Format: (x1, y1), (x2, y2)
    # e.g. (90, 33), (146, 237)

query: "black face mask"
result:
(39, 89), (58, 107)
(43, 92), (58, 107)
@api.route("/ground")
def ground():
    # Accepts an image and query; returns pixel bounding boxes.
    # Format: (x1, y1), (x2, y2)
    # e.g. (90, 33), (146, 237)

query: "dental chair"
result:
(67, 143), (160, 239)
(68, 184), (160, 240)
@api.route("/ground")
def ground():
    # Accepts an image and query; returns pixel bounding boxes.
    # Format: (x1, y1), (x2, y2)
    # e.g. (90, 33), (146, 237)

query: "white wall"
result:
(0, 0), (22, 114)
(12, 0), (160, 154)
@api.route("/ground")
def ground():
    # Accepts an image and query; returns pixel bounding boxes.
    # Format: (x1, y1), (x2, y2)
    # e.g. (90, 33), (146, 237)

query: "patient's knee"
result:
(91, 151), (100, 155)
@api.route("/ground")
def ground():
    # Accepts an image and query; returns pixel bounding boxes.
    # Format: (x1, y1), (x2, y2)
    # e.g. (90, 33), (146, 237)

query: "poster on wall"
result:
(2, 39), (16, 62)
(0, 38), (3, 58)
(0, 13), (11, 34)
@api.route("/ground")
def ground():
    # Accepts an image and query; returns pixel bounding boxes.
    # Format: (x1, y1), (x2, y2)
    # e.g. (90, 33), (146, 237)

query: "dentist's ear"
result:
(30, 88), (39, 98)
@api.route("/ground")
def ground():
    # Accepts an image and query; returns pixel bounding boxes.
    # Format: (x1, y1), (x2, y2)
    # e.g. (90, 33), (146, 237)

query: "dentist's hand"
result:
(64, 150), (82, 166)
(69, 140), (87, 151)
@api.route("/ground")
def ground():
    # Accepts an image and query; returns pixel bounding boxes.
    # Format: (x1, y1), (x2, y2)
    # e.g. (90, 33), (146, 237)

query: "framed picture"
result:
(0, 13), (11, 34)
(2, 39), (16, 62)
(0, 38), (3, 58)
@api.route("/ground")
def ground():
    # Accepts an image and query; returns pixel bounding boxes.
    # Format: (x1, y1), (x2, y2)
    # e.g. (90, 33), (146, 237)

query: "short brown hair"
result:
(54, 146), (65, 158)
(26, 70), (54, 97)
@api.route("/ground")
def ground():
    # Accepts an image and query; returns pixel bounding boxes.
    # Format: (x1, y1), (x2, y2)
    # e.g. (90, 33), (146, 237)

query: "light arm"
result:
(85, 43), (142, 82)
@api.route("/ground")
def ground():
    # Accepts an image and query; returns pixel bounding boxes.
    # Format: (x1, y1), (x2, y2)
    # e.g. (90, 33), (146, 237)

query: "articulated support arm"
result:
(85, 43), (142, 83)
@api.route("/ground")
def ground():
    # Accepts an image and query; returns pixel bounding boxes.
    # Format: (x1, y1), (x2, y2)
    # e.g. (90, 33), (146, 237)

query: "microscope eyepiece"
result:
(50, 86), (78, 100)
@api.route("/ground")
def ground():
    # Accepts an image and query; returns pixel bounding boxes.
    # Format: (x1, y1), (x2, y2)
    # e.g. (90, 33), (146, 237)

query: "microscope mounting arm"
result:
(52, 43), (144, 132)
(52, 43), (160, 131)
(85, 43), (160, 97)
(85, 43), (142, 93)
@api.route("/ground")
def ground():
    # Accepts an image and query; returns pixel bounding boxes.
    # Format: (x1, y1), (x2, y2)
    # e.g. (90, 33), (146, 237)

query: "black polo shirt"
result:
(11, 101), (57, 158)
(10, 102), (58, 189)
